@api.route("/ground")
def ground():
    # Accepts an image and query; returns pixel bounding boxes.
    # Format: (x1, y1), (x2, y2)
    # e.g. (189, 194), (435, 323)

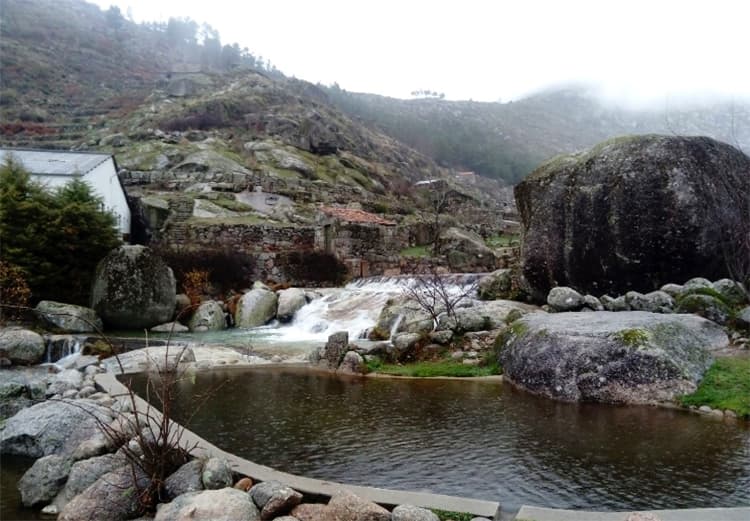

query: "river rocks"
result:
(90, 245), (177, 329)
(499, 311), (728, 404)
(201, 457), (233, 489)
(547, 287), (585, 311)
(0, 399), (112, 457)
(291, 503), (331, 521)
(58, 465), (149, 521)
(372, 300), (433, 339)
(18, 454), (72, 507)
(35, 301), (103, 333)
(477, 269), (513, 300)
(0, 327), (45, 365)
(322, 331), (349, 369)
(675, 294), (730, 325)
(392, 504), (440, 521)
(165, 459), (204, 500)
(155, 488), (260, 521)
(338, 351), (366, 375)
(189, 300), (226, 332)
(59, 453), (127, 503)
(250, 480), (303, 519)
(437, 299), (541, 333)
(625, 291), (675, 313)
(276, 288), (307, 322)
(235, 289), (278, 328)
(515, 135), (750, 299)
(327, 490), (391, 521)
(711, 278), (748, 306)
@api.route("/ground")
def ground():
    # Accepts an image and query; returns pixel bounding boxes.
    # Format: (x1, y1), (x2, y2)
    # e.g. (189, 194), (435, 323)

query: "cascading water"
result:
(44, 335), (84, 367)
(272, 274), (481, 342)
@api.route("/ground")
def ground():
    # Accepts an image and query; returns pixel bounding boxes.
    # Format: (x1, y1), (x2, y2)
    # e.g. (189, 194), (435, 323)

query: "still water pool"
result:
(130, 367), (750, 514)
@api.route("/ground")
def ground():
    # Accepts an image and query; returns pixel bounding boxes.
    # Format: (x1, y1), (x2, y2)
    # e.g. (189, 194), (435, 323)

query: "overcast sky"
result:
(90, 0), (750, 104)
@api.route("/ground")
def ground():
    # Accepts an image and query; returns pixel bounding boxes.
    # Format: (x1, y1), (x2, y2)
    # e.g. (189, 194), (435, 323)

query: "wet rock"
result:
(1, 399), (112, 458)
(154, 488), (260, 521)
(18, 454), (72, 507)
(547, 287), (584, 311)
(477, 269), (513, 300)
(392, 504), (440, 521)
(35, 301), (103, 333)
(201, 457), (233, 489)
(249, 480), (303, 519)
(338, 351), (366, 375)
(0, 327), (45, 365)
(675, 294), (730, 325)
(326, 490), (391, 521)
(276, 288), (307, 322)
(46, 369), (83, 396)
(164, 459), (204, 500)
(323, 331), (349, 369)
(90, 245), (176, 329)
(499, 311), (727, 404)
(235, 289), (278, 328)
(189, 300), (226, 332)
(58, 465), (149, 521)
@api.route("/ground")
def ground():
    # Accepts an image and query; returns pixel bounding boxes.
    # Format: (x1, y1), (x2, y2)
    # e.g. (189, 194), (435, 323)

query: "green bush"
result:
(0, 157), (120, 304)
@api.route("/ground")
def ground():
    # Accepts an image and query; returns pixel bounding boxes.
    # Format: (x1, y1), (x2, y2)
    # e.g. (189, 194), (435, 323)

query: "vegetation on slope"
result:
(680, 358), (750, 418)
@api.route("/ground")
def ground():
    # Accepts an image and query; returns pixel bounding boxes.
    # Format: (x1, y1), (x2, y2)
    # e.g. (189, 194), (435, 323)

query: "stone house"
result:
(0, 148), (131, 240)
(317, 206), (406, 277)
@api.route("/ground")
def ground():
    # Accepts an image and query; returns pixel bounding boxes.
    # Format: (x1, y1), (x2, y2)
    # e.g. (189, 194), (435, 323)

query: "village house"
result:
(0, 148), (131, 240)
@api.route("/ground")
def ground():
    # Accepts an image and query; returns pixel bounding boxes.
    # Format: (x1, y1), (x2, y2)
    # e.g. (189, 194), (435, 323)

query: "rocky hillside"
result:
(324, 86), (750, 184)
(0, 0), (512, 238)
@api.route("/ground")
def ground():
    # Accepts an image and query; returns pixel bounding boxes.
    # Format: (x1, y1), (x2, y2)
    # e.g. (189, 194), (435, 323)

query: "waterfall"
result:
(273, 274), (481, 342)
(44, 335), (84, 366)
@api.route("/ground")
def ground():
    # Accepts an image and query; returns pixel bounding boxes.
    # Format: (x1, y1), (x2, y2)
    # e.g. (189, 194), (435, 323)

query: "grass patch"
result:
(400, 245), (431, 258)
(485, 234), (519, 248)
(431, 509), (475, 521)
(680, 358), (750, 418)
(366, 359), (499, 378)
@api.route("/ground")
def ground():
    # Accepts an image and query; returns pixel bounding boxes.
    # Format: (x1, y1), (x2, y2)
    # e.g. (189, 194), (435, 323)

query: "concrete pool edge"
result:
(95, 371), (502, 519)
(95, 370), (750, 521)
(515, 506), (750, 521)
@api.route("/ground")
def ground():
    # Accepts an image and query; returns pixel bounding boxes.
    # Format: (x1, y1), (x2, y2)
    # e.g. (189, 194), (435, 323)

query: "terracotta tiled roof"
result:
(320, 206), (396, 226)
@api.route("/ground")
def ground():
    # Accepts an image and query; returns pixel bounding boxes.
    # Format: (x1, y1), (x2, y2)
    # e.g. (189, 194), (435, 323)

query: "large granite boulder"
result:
(235, 289), (278, 328)
(0, 327), (45, 365)
(189, 300), (226, 332)
(498, 311), (727, 404)
(58, 453), (127, 504)
(515, 135), (750, 300)
(0, 399), (112, 457)
(35, 301), (103, 333)
(90, 245), (176, 329)
(371, 299), (433, 340)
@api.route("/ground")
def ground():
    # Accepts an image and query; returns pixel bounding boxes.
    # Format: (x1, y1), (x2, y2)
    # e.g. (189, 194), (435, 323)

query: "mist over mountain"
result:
(1, 0), (748, 188)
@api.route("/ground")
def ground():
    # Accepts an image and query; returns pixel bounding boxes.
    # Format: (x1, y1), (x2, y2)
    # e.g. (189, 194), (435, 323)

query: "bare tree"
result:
(402, 268), (478, 331)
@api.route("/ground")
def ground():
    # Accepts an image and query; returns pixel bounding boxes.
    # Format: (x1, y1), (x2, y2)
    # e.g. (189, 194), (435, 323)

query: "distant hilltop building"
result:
(0, 148), (131, 240)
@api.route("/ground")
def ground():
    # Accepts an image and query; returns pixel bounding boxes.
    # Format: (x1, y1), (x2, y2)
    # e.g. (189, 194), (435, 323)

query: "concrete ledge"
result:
(516, 506), (750, 521)
(95, 372), (501, 519)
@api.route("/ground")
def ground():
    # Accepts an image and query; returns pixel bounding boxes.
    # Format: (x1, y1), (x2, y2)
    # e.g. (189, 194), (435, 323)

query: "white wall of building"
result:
(34, 158), (131, 238)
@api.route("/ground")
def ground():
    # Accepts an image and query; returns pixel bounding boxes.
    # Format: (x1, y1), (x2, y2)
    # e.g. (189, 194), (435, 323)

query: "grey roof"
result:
(0, 148), (111, 176)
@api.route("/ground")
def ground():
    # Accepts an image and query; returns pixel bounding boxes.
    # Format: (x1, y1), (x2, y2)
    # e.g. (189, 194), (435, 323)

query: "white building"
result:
(0, 148), (131, 240)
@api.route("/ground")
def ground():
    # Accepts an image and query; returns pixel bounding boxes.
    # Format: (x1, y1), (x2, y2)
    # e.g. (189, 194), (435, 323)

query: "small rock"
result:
(165, 459), (204, 500)
(249, 480), (303, 519)
(234, 477), (254, 491)
(150, 321), (189, 333)
(338, 351), (365, 375)
(392, 504), (440, 521)
(41, 504), (59, 516)
(327, 490), (390, 521)
(547, 287), (584, 311)
(201, 457), (233, 489)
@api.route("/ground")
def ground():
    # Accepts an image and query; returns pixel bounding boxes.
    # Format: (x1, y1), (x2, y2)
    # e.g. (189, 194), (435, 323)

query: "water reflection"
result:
(132, 368), (750, 512)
